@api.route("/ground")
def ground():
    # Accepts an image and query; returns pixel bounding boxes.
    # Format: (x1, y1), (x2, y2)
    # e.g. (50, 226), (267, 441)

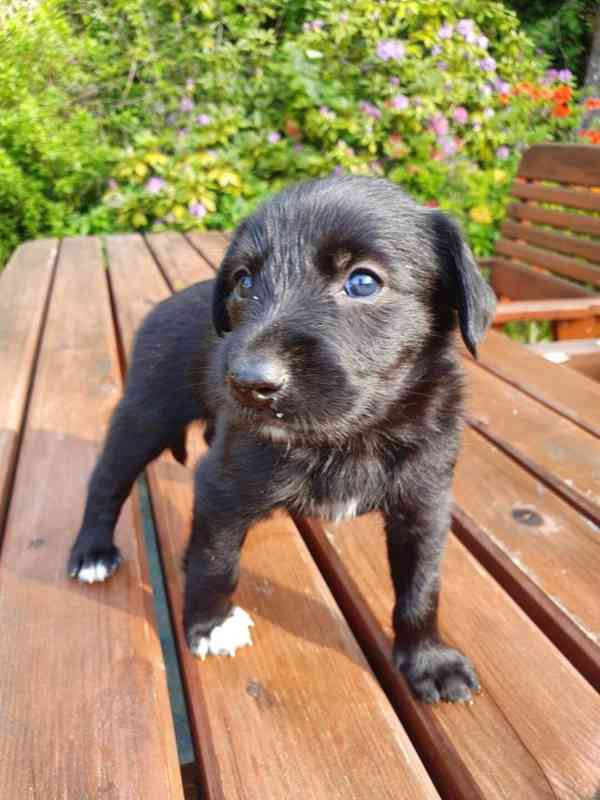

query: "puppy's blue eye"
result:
(234, 270), (254, 297)
(344, 271), (382, 298)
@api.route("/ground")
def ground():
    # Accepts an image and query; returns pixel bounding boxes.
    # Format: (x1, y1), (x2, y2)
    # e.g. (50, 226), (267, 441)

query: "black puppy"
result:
(68, 175), (496, 703)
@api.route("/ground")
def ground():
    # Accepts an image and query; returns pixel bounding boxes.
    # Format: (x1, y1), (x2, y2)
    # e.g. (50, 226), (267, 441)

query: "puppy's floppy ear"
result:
(430, 210), (496, 357)
(212, 252), (233, 337)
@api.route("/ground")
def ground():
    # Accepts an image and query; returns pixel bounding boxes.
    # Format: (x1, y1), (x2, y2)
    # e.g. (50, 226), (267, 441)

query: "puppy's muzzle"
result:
(227, 357), (287, 410)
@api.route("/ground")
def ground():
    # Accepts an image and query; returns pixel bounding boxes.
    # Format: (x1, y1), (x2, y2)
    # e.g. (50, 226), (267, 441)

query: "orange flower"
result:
(499, 93), (510, 105)
(585, 98), (600, 111)
(579, 129), (600, 144)
(551, 103), (570, 118)
(553, 86), (572, 103)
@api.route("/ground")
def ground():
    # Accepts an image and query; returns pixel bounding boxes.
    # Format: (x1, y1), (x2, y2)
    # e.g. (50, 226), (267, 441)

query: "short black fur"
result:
(68, 175), (496, 703)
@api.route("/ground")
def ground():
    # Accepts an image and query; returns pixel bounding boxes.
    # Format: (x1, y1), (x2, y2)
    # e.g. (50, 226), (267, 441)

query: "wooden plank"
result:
(146, 232), (215, 290)
(495, 238), (600, 287)
(494, 297), (600, 323)
(185, 231), (230, 269)
(296, 513), (600, 800)
(463, 357), (600, 521)
(517, 143), (600, 186)
(0, 237), (184, 800)
(507, 202), (600, 237)
(488, 257), (592, 300)
(555, 316), (600, 340)
(107, 233), (440, 800)
(462, 330), (600, 438)
(501, 219), (600, 265)
(454, 427), (600, 688)
(511, 181), (600, 212)
(0, 239), (57, 533)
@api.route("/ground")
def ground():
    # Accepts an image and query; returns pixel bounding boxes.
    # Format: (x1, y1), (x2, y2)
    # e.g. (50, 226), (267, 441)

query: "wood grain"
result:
(0, 237), (184, 799)
(185, 231), (231, 269)
(108, 232), (440, 800)
(464, 330), (600, 437)
(0, 239), (57, 533)
(501, 219), (600, 265)
(507, 201), (600, 237)
(511, 181), (600, 212)
(146, 231), (215, 290)
(517, 143), (600, 186)
(297, 514), (600, 800)
(488, 257), (592, 300)
(495, 238), (600, 287)
(454, 426), (600, 688)
(494, 297), (600, 323)
(463, 357), (600, 520)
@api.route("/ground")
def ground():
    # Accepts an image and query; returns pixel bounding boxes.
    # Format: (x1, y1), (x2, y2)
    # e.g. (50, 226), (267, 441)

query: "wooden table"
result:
(1, 232), (599, 800)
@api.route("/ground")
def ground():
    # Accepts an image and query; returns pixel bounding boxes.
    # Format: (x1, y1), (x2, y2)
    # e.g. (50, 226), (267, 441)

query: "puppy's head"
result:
(213, 176), (495, 444)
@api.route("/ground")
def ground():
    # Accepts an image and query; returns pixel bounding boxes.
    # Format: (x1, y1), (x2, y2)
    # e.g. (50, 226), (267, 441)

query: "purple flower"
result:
(479, 57), (496, 73)
(391, 94), (409, 110)
(189, 201), (207, 219)
(177, 128), (188, 137)
(477, 35), (489, 49)
(558, 69), (573, 82)
(436, 61), (449, 71)
(267, 132), (281, 144)
(195, 114), (212, 126)
(360, 101), (382, 119)
(545, 68), (559, 81)
(333, 166), (345, 177)
(494, 78), (510, 94)
(480, 85), (492, 98)
(438, 23), (453, 39)
(496, 146), (510, 160)
(454, 106), (468, 124)
(457, 19), (476, 43)
(431, 45), (442, 56)
(293, 143), (304, 152)
(472, 122), (482, 132)
(319, 105), (335, 120)
(389, 77), (400, 86)
(338, 12), (348, 23)
(303, 19), (324, 32)
(107, 178), (118, 191)
(430, 114), (449, 136)
(483, 108), (495, 119)
(376, 39), (405, 61)
(180, 97), (194, 112)
(145, 177), (166, 194)
(186, 79), (195, 91)
(438, 136), (458, 157)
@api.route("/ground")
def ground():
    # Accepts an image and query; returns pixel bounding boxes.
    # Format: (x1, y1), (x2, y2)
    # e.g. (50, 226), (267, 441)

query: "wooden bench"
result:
(1, 232), (600, 799)
(485, 143), (600, 376)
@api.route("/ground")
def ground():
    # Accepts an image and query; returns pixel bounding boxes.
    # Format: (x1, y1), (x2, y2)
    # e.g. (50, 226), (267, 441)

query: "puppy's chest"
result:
(284, 450), (390, 522)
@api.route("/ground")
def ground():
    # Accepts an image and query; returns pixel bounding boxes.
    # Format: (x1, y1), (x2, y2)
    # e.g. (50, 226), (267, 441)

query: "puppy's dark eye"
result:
(344, 270), (382, 299)
(233, 269), (254, 298)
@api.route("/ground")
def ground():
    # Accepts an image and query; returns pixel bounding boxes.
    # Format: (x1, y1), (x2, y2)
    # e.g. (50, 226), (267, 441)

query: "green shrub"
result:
(0, 0), (585, 267)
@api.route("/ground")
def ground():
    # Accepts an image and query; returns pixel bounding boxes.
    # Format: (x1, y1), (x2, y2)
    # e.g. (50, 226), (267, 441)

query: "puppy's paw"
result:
(67, 546), (122, 584)
(394, 640), (480, 704)
(188, 606), (254, 661)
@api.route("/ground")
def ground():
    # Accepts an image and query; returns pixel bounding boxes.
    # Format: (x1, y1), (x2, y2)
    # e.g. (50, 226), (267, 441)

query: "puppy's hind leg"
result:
(68, 400), (188, 583)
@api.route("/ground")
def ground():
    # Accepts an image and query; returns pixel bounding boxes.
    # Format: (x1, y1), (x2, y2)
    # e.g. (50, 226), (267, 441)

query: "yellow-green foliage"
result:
(0, 0), (584, 265)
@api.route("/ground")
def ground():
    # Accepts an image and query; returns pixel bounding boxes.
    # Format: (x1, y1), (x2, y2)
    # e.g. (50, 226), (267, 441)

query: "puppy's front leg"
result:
(183, 453), (272, 660)
(385, 494), (480, 703)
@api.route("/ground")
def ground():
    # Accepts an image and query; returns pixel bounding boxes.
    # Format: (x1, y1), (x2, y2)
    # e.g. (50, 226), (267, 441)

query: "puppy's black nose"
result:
(228, 358), (286, 408)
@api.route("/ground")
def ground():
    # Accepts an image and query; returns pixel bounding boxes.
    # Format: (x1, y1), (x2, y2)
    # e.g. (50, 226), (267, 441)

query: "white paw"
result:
(77, 562), (110, 583)
(191, 606), (254, 661)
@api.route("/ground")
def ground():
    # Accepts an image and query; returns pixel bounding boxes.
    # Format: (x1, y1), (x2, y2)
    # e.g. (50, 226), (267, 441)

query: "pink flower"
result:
(454, 106), (468, 124)
(360, 101), (382, 119)
(303, 19), (324, 32)
(189, 201), (207, 219)
(430, 114), (449, 136)
(436, 61), (449, 71)
(333, 166), (344, 177)
(477, 35), (489, 49)
(145, 177), (166, 194)
(558, 69), (573, 82)
(107, 178), (118, 191)
(389, 77), (400, 86)
(439, 136), (458, 156)
(180, 97), (194, 112)
(496, 146), (510, 160)
(376, 39), (405, 61)
(431, 45), (442, 56)
(438, 24), (453, 39)
(319, 106), (335, 120)
(391, 94), (409, 110)
(293, 143), (304, 152)
(195, 114), (212, 125)
(267, 132), (281, 143)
